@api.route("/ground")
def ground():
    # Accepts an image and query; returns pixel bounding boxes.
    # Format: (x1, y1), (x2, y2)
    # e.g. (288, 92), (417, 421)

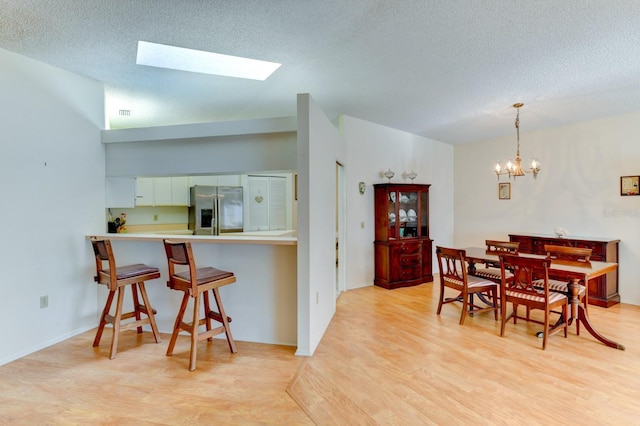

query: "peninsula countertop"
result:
(85, 230), (297, 246)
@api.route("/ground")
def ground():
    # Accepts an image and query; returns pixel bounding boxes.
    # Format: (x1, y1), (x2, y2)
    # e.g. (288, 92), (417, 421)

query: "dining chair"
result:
(499, 254), (568, 349)
(89, 237), (162, 359)
(533, 244), (592, 334)
(435, 246), (499, 325)
(163, 239), (237, 371)
(470, 240), (519, 284)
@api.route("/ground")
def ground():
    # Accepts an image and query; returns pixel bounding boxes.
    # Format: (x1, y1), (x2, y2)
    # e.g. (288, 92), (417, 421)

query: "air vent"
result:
(118, 109), (131, 116)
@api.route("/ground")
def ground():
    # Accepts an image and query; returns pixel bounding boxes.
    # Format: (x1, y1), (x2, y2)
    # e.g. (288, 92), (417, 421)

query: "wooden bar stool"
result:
(90, 237), (162, 359)
(163, 239), (237, 371)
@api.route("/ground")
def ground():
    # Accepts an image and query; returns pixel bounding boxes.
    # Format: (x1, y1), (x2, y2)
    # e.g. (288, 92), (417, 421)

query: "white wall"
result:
(455, 111), (640, 305)
(296, 94), (342, 356)
(341, 115), (455, 289)
(105, 130), (296, 177)
(0, 48), (106, 365)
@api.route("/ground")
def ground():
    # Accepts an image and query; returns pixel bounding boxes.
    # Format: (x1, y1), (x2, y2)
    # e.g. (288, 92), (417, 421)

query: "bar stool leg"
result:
(212, 288), (237, 353)
(203, 291), (213, 341)
(109, 287), (126, 359)
(167, 292), (189, 356)
(130, 283), (143, 334)
(189, 293), (201, 371)
(138, 282), (161, 343)
(94, 290), (115, 347)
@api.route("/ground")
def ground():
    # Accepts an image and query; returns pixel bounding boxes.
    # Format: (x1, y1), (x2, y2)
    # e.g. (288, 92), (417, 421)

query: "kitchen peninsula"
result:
(85, 231), (298, 348)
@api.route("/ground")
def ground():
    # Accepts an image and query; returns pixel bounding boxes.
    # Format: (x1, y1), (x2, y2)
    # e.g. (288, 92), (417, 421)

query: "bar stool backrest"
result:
(90, 237), (118, 291)
(163, 239), (199, 295)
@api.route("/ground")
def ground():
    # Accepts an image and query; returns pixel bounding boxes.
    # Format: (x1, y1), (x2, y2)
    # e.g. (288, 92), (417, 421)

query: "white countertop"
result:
(86, 230), (297, 246)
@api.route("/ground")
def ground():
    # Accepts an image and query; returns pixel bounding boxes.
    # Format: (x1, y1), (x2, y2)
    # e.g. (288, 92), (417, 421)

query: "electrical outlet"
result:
(40, 295), (48, 309)
(153, 214), (158, 221)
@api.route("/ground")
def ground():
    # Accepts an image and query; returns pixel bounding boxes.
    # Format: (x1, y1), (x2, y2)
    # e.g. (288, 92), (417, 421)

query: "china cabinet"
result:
(374, 183), (432, 289)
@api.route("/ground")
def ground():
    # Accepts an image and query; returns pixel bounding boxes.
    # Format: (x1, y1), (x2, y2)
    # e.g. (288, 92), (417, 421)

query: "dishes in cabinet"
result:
(400, 194), (409, 203)
(399, 209), (407, 222)
(407, 209), (417, 222)
(389, 212), (396, 223)
(389, 192), (396, 203)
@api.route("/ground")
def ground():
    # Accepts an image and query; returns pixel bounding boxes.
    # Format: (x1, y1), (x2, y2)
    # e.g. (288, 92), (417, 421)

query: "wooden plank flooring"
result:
(1, 282), (639, 425)
(287, 283), (640, 425)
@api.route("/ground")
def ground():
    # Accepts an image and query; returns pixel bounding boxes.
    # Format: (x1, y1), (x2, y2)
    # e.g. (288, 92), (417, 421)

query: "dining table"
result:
(462, 247), (625, 351)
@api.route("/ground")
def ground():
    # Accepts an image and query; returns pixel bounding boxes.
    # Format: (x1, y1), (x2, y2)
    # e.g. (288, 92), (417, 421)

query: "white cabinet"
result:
(189, 176), (218, 186)
(106, 177), (136, 208)
(171, 176), (189, 206)
(218, 174), (241, 186)
(154, 177), (173, 205)
(135, 177), (189, 206)
(245, 175), (289, 231)
(135, 177), (155, 206)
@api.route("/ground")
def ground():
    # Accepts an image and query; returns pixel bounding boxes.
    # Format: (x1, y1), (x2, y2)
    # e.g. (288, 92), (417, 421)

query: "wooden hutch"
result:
(374, 183), (433, 289)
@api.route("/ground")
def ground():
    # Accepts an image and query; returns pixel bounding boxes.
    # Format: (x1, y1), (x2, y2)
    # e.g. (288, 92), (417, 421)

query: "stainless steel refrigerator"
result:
(189, 185), (243, 235)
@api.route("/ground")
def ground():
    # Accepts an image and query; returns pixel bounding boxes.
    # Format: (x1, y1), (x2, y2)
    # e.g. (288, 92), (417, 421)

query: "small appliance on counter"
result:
(188, 185), (243, 235)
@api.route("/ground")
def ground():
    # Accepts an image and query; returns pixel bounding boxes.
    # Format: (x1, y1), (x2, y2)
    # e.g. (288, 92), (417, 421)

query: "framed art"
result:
(498, 182), (511, 200)
(620, 176), (640, 196)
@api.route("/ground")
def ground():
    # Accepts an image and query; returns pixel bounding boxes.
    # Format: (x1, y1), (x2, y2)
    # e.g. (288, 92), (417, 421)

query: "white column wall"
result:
(296, 94), (342, 356)
(0, 48), (106, 365)
(455, 111), (640, 305)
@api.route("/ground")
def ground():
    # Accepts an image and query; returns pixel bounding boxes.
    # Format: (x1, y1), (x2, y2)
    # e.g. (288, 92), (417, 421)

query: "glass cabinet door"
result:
(387, 190), (397, 239)
(419, 191), (428, 237)
(398, 191), (418, 238)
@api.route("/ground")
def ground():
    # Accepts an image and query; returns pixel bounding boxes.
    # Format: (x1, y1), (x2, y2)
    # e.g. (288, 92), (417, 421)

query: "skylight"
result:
(136, 41), (281, 81)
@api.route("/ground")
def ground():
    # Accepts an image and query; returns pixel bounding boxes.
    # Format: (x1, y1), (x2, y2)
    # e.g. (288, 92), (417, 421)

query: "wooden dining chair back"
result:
(90, 237), (161, 359)
(163, 239), (237, 371)
(470, 240), (520, 283)
(534, 244), (593, 333)
(435, 246), (499, 325)
(499, 254), (568, 349)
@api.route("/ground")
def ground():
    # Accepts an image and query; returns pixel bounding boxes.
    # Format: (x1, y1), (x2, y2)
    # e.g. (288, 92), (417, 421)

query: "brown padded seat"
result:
(108, 264), (160, 280)
(173, 267), (234, 286)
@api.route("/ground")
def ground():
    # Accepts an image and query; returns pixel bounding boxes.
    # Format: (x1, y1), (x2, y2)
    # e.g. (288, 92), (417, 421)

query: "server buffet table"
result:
(85, 232), (298, 347)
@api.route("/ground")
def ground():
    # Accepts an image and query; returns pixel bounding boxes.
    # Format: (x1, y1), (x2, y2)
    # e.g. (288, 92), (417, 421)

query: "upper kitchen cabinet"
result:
(106, 177), (136, 208)
(135, 177), (189, 207)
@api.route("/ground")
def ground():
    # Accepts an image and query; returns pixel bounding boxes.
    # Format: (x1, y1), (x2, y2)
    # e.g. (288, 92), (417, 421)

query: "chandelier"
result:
(494, 103), (540, 179)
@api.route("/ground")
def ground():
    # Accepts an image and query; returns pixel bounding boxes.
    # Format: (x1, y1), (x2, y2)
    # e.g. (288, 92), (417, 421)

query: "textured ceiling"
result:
(1, 0), (640, 144)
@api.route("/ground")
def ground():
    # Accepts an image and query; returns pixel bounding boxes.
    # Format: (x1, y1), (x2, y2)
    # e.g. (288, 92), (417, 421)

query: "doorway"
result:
(336, 162), (346, 297)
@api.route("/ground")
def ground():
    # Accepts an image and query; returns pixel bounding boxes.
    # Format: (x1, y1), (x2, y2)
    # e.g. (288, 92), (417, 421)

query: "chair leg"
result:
(189, 292), (201, 371)
(203, 290), (213, 342)
(500, 301), (508, 337)
(167, 292), (189, 357)
(542, 308), (549, 350)
(138, 282), (161, 344)
(130, 283), (143, 334)
(94, 290), (115, 347)
(212, 288), (237, 353)
(492, 287), (499, 321)
(436, 282), (445, 315)
(459, 290), (468, 325)
(109, 287), (126, 359)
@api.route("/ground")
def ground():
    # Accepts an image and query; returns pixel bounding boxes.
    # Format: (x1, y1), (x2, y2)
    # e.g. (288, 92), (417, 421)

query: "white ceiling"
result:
(2, 0), (640, 144)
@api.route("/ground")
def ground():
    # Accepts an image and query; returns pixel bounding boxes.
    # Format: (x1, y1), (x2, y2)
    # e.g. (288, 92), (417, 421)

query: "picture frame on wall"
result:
(620, 176), (640, 196)
(498, 182), (511, 200)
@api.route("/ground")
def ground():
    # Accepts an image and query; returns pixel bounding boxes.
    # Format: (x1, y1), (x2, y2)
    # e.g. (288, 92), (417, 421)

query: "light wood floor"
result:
(1, 282), (639, 425)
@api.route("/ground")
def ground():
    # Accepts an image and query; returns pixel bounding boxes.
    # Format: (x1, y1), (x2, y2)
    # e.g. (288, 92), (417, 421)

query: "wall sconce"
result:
(359, 182), (366, 195)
